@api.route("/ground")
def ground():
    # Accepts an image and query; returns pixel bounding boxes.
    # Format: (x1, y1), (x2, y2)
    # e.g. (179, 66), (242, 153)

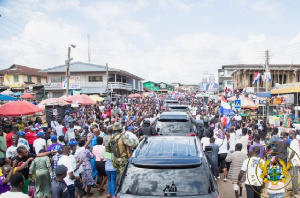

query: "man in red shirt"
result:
(6, 126), (18, 148)
(25, 128), (38, 153)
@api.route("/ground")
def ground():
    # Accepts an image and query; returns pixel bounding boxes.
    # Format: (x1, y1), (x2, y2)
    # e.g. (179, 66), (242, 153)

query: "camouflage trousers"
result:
(113, 157), (129, 175)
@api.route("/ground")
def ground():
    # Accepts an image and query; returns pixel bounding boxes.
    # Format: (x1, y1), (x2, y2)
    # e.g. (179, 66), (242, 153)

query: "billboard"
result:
(198, 73), (218, 92)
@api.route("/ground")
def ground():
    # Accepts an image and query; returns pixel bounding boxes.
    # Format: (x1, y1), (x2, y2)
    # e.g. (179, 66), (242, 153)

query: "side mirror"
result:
(205, 145), (213, 153)
(157, 128), (160, 132)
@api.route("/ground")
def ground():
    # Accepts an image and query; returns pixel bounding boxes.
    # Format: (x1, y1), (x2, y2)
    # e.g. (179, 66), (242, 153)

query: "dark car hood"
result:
(117, 194), (217, 198)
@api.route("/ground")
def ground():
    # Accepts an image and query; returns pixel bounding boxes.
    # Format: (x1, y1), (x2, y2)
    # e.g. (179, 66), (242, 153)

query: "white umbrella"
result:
(1, 90), (14, 95)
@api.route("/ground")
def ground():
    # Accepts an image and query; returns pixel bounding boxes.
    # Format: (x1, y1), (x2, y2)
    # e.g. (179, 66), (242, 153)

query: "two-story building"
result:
(40, 62), (144, 97)
(0, 64), (47, 99)
(228, 64), (300, 92)
(157, 82), (174, 92)
(143, 81), (159, 92)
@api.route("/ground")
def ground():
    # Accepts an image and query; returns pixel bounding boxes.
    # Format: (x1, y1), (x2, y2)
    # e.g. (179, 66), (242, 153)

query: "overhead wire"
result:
(0, 14), (66, 50)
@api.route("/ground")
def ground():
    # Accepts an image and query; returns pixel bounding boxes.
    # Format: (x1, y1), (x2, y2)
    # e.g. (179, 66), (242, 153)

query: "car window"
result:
(121, 165), (211, 196)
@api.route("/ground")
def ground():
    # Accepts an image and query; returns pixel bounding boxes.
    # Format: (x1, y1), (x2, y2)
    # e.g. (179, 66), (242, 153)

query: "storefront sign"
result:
(69, 84), (80, 89)
(44, 83), (62, 89)
(9, 83), (25, 88)
(45, 83), (80, 89)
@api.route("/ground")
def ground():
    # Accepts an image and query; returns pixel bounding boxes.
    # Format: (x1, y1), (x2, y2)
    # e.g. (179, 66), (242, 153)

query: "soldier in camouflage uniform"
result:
(105, 122), (139, 175)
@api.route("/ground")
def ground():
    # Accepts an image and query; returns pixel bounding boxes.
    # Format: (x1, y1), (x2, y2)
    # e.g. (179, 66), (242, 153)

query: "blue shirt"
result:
(52, 154), (62, 179)
(47, 143), (63, 152)
(90, 136), (97, 147)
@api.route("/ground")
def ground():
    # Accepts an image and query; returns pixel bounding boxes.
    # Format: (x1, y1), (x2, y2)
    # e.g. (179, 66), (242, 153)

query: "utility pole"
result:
(87, 34), (91, 63)
(66, 46), (71, 96)
(265, 50), (269, 119)
(66, 44), (76, 96)
(106, 63), (109, 96)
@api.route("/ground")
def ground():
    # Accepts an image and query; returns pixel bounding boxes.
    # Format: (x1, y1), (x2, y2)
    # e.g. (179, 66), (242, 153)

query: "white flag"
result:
(264, 72), (271, 82)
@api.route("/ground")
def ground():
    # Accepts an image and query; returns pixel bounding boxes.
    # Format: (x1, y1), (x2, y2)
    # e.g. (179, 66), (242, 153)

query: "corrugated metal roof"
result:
(40, 62), (116, 72)
(0, 64), (47, 77)
(40, 61), (144, 80)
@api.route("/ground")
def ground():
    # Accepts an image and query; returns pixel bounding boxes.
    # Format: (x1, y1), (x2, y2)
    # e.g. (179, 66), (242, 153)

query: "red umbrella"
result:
(0, 101), (42, 116)
(128, 93), (142, 98)
(63, 94), (95, 105)
(21, 93), (35, 99)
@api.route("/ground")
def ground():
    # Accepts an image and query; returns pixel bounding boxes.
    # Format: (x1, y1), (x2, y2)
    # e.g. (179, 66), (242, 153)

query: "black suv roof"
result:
(132, 136), (204, 167)
(159, 112), (189, 120)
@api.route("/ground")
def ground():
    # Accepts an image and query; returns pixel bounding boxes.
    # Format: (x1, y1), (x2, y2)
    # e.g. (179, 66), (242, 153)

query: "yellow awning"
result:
(271, 87), (300, 94)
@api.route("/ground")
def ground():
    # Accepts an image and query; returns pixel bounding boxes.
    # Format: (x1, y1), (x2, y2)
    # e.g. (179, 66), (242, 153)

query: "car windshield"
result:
(121, 165), (211, 196)
(156, 120), (191, 133)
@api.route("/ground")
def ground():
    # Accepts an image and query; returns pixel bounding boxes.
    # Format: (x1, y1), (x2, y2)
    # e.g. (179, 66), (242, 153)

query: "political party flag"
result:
(252, 72), (261, 84)
(219, 96), (234, 116)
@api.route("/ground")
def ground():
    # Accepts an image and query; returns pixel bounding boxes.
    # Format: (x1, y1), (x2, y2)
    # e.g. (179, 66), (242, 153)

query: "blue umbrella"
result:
(13, 92), (23, 97)
(0, 94), (18, 101)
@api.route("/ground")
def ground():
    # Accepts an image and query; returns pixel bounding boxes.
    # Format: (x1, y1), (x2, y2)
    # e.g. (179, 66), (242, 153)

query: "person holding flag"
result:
(219, 96), (234, 132)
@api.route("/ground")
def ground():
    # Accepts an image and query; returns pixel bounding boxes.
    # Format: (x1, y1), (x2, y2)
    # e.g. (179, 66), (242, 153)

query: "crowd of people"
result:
(0, 93), (298, 198)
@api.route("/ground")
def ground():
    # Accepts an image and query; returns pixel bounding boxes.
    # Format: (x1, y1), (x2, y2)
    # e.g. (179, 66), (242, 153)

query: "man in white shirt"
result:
(33, 132), (46, 154)
(65, 123), (75, 142)
(235, 125), (242, 141)
(288, 131), (300, 194)
(227, 127), (236, 152)
(201, 131), (211, 150)
(54, 121), (64, 137)
(196, 112), (201, 121)
(238, 146), (264, 198)
(236, 128), (248, 154)
(58, 145), (80, 198)
(6, 135), (18, 159)
(50, 116), (59, 130)
(234, 114), (242, 122)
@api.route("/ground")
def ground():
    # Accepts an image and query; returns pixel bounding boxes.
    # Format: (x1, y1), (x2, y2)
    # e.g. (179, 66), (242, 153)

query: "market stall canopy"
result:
(63, 94), (95, 105)
(89, 95), (105, 102)
(0, 94), (18, 101)
(128, 93), (142, 98)
(21, 93), (34, 99)
(1, 90), (13, 95)
(271, 87), (300, 94)
(38, 98), (69, 106)
(257, 92), (272, 98)
(0, 101), (42, 116)
(227, 96), (258, 109)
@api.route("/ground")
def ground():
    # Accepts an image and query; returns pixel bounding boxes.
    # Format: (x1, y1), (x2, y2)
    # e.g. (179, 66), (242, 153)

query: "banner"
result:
(198, 73), (218, 92)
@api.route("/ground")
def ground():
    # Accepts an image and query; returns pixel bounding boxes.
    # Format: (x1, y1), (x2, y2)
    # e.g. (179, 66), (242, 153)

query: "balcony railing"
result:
(108, 82), (133, 90)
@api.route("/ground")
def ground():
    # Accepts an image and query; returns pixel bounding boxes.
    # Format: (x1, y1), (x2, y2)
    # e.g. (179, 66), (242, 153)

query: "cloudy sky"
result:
(1, 0), (300, 83)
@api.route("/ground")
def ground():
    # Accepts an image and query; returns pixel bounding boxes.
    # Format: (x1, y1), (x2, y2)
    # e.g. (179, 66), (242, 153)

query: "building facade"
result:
(41, 62), (143, 97)
(181, 84), (198, 93)
(218, 67), (235, 93)
(222, 64), (300, 92)
(0, 64), (47, 98)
